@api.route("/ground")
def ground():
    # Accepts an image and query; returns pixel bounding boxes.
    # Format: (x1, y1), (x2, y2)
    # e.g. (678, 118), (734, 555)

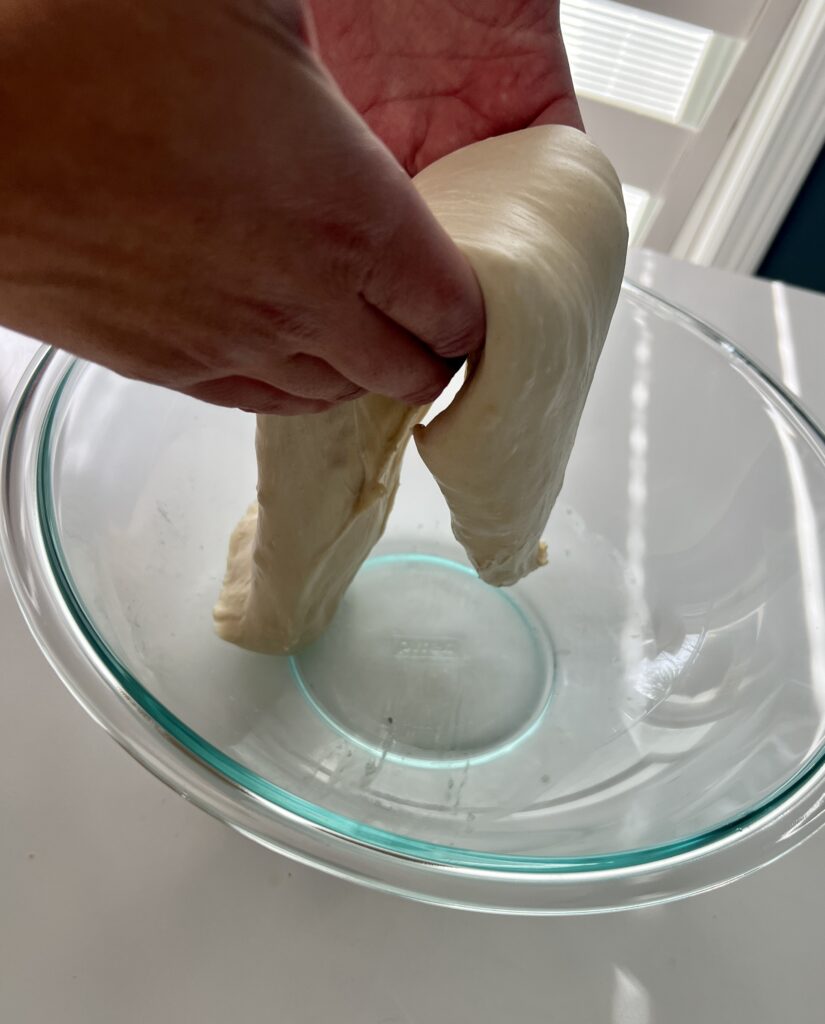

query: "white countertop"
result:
(2, 251), (824, 1023)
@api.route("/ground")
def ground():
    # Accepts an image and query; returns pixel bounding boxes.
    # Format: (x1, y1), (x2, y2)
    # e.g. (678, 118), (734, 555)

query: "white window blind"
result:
(561, 0), (741, 126)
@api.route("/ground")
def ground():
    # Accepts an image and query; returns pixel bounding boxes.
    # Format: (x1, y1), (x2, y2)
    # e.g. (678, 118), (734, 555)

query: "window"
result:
(561, 0), (741, 126)
(558, 0), (805, 254)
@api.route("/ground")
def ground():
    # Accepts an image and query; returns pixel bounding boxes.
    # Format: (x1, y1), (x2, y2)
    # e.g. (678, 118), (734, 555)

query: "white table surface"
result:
(2, 251), (824, 1023)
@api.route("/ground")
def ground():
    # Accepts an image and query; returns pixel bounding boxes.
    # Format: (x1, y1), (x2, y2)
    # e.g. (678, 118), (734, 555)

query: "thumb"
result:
(357, 169), (486, 361)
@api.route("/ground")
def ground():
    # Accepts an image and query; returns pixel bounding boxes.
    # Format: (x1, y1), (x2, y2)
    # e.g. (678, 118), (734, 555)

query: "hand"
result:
(309, 0), (582, 173)
(0, 0), (483, 413)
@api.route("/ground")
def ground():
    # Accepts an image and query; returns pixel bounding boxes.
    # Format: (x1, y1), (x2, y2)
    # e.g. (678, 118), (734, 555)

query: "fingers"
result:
(182, 356), (364, 415)
(181, 376), (333, 415)
(359, 184), (486, 362)
(316, 299), (461, 405)
(255, 353), (365, 402)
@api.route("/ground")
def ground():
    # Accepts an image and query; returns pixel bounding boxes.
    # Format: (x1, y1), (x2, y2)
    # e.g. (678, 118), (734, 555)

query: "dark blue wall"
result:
(757, 141), (825, 293)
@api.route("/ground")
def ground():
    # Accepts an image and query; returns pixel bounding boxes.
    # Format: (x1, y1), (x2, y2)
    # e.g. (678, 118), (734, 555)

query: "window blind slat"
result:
(560, 0), (741, 125)
(604, 0), (761, 37)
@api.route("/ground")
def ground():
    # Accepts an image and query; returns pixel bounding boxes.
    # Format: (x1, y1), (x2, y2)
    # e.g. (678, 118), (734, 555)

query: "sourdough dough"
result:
(214, 125), (627, 652)
(414, 125), (627, 584)
(213, 396), (418, 653)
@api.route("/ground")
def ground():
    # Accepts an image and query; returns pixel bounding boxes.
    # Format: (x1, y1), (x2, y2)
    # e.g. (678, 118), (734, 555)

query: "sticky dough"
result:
(214, 125), (627, 653)
(213, 396), (418, 654)
(413, 125), (628, 584)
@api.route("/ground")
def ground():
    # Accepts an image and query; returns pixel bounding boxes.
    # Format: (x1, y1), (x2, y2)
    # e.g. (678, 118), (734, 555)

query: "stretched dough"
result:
(214, 125), (627, 652)
(213, 397), (417, 653)
(414, 125), (627, 585)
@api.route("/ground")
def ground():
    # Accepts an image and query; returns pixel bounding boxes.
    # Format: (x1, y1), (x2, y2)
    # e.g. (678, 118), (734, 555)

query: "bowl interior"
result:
(40, 286), (825, 867)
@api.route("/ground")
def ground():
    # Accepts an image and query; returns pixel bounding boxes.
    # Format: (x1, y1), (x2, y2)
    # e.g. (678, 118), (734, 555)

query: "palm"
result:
(309, 0), (581, 173)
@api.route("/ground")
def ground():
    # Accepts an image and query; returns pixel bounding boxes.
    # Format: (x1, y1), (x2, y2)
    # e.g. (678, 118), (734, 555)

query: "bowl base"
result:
(290, 555), (554, 767)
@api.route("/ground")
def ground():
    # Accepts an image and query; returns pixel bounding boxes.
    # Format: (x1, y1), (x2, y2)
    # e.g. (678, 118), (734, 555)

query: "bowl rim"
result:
(4, 279), (825, 914)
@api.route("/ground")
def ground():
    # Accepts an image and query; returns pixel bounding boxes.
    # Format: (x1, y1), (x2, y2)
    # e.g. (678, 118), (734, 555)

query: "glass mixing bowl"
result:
(4, 281), (825, 914)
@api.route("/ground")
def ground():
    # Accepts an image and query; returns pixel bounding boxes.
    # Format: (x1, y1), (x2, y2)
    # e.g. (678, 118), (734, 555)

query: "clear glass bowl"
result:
(4, 281), (825, 915)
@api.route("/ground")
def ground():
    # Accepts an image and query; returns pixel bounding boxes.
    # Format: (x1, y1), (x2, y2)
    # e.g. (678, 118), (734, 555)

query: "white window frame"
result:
(672, 0), (825, 273)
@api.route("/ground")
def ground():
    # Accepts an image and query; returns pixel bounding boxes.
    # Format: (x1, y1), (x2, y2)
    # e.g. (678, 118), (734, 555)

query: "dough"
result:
(213, 397), (417, 653)
(214, 125), (627, 652)
(413, 125), (627, 585)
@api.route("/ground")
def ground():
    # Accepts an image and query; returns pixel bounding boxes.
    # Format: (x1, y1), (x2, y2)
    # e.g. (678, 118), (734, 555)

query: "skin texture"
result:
(0, 0), (579, 412)
(310, 0), (582, 173)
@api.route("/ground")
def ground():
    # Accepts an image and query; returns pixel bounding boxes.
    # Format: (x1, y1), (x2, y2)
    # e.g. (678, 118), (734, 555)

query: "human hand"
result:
(0, 0), (483, 413)
(309, 0), (582, 174)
